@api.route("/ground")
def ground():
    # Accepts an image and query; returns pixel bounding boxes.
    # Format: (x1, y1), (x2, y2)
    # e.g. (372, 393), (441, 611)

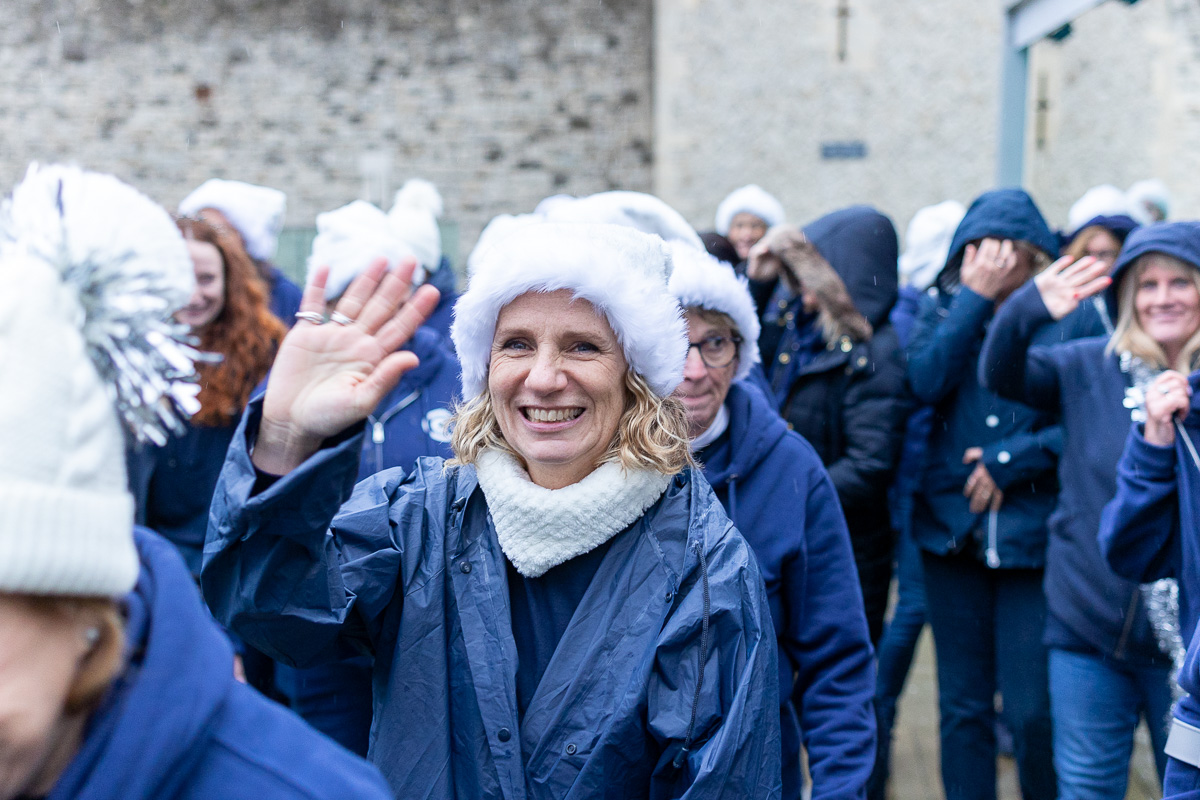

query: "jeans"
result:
(1049, 648), (1171, 799)
(922, 550), (1056, 800)
(867, 527), (927, 800)
(274, 657), (374, 757)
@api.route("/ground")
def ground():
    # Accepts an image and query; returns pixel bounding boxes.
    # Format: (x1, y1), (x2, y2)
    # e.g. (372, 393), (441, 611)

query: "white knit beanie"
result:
(714, 184), (785, 236)
(308, 200), (419, 301)
(178, 179), (287, 262)
(899, 200), (966, 292)
(451, 222), (688, 399)
(0, 164), (197, 597)
(1127, 179), (1171, 225)
(667, 241), (761, 382)
(1067, 185), (1132, 235)
(535, 190), (705, 250)
(387, 178), (443, 275)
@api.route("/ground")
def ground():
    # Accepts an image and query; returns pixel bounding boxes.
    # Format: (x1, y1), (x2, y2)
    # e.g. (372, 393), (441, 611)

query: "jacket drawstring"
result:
(727, 476), (739, 531)
(673, 539), (712, 769)
(1177, 419), (1200, 473)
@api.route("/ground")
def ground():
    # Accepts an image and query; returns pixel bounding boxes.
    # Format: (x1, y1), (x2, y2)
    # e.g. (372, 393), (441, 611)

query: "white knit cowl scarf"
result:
(474, 448), (672, 578)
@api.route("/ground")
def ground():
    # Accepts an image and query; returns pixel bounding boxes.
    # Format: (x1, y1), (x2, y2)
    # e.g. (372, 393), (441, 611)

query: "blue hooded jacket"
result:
(974, 222), (1200, 664)
(908, 189), (1062, 569)
(47, 528), (390, 800)
(699, 381), (875, 800)
(203, 402), (783, 799)
(266, 264), (304, 326)
(422, 257), (460, 339)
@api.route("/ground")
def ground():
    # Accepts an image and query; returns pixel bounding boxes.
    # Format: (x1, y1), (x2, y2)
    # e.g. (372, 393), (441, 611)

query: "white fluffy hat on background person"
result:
(451, 222), (689, 400)
(308, 200), (418, 301)
(0, 164), (200, 597)
(667, 241), (761, 382)
(1066, 185), (1132, 234)
(899, 200), (967, 292)
(178, 178), (287, 262)
(714, 184), (786, 236)
(535, 190), (705, 250)
(1127, 179), (1171, 225)
(387, 178), (444, 277)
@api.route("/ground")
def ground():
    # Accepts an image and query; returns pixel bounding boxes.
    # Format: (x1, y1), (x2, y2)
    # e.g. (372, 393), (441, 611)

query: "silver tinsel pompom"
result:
(0, 164), (205, 445)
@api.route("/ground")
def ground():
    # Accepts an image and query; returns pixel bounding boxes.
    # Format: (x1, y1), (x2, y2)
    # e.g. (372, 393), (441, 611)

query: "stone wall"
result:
(0, 0), (654, 269)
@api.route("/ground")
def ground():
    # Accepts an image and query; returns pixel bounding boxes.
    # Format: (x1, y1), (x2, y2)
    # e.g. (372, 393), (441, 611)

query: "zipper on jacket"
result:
(985, 508), (1001, 568)
(1114, 591), (1140, 660)
(367, 389), (422, 472)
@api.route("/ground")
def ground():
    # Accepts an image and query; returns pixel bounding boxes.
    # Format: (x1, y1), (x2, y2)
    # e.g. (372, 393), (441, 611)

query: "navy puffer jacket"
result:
(203, 401), (783, 799)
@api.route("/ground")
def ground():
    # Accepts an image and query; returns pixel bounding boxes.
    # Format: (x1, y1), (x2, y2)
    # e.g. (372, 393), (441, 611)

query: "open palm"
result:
(254, 258), (441, 474)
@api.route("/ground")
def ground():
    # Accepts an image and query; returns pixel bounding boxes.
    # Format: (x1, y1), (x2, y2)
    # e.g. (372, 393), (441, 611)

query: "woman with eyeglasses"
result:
(669, 243), (875, 800)
(747, 206), (909, 645)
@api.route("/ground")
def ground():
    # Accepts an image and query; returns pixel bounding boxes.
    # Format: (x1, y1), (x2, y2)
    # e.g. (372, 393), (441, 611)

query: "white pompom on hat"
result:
(308, 201), (418, 301)
(899, 200), (966, 292)
(178, 179), (287, 262)
(387, 178), (443, 275)
(451, 222), (688, 399)
(1067, 185), (1132, 234)
(0, 164), (196, 597)
(667, 241), (761, 382)
(535, 190), (705, 250)
(714, 184), (785, 236)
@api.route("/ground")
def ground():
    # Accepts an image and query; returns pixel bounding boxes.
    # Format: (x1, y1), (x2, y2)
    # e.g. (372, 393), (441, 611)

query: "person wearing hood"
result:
(715, 184), (786, 268)
(0, 164), (390, 800)
(389, 178), (458, 338)
(747, 206), (909, 644)
(907, 189), (1062, 800)
(867, 199), (964, 800)
(978, 222), (1200, 797)
(668, 243), (875, 800)
(269, 198), (463, 756)
(178, 178), (304, 324)
(203, 222), (782, 798)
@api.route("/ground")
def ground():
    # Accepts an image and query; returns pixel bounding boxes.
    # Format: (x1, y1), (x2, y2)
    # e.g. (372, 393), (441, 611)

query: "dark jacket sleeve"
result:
(978, 280), (1064, 411)
(826, 331), (910, 508)
(1098, 424), (1182, 583)
(785, 466), (875, 799)
(906, 287), (993, 405)
(981, 426), (1063, 492)
(202, 400), (426, 668)
(647, 516), (783, 799)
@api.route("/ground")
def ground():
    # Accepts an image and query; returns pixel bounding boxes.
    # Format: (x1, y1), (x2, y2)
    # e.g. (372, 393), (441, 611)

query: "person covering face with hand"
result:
(203, 221), (782, 799)
(669, 242), (875, 800)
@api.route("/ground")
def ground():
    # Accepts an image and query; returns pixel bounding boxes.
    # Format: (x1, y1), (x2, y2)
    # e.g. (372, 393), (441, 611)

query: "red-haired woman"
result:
(129, 217), (286, 577)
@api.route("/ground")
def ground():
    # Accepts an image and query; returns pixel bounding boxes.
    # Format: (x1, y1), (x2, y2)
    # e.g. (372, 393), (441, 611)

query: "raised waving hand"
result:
(1033, 254), (1112, 320)
(253, 258), (440, 475)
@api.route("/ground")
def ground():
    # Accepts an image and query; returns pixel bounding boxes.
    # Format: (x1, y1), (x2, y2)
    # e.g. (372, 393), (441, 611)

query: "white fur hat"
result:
(466, 213), (543, 277)
(451, 222), (688, 399)
(714, 185), (785, 236)
(308, 201), (419, 300)
(1067, 185), (1132, 234)
(667, 241), (761, 382)
(0, 164), (197, 597)
(535, 191), (705, 250)
(178, 179), (286, 262)
(387, 178), (443, 274)
(899, 200), (966, 292)
(1127, 179), (1171, 225)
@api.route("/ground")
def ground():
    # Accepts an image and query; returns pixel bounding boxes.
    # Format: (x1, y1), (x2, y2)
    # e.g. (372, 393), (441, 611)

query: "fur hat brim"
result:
(667, 242), (761, 381)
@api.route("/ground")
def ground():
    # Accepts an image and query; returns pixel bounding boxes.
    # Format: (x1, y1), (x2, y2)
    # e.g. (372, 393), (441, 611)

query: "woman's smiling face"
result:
(488, 290), (628, 489)
(1135, 255), (1200, 361)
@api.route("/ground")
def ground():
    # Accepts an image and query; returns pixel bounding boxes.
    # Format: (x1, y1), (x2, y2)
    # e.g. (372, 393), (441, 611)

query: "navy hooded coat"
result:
(203, 402), (783, 799)
(699, 381), (876, 800)
(47, 528), (391, 800)
(908, 189), (1063, 569)
(975, 222), (1200, 664)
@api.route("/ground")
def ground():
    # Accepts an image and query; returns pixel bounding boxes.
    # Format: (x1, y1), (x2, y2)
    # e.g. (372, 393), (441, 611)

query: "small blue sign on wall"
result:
(820, 141), (868, 160)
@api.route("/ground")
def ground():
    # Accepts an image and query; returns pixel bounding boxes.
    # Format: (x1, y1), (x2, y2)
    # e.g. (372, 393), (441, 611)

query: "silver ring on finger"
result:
(329, 311), (354, 326)
(294, 311), (325, 325)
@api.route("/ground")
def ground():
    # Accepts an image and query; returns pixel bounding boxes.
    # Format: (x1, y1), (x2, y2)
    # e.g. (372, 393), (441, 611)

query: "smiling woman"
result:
(203, 221), (782, 798)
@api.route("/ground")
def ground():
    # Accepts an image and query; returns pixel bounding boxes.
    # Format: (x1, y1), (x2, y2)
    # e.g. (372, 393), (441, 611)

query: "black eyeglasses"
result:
(687, 335), (742, 368)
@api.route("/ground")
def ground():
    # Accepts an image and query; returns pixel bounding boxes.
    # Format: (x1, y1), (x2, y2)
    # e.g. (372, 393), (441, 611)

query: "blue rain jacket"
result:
(266, 264), (304, 326)
(203, 402), (783, 799)
(978, 280), (1169, 664)
(422, 259), (460, 339)
(47, 527), (390, 800)
(1098, 372), (1200, 640)
(700, 381), (875, 800)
